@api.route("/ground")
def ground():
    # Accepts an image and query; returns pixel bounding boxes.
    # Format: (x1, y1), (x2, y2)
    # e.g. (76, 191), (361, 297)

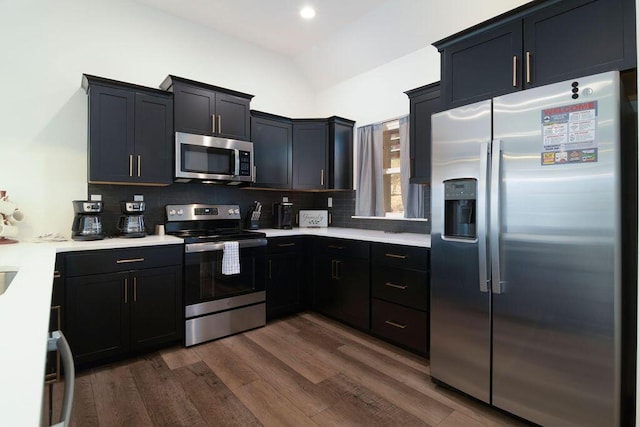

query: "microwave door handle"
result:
(234, 149), (240, 177)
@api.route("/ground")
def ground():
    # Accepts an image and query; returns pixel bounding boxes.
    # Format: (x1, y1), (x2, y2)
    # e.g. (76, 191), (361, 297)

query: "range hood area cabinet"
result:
(82, 75), (174, 186)
(160, 75), (253, 141)
(433, 0), (636, 109)
(250, 111), (355, 191)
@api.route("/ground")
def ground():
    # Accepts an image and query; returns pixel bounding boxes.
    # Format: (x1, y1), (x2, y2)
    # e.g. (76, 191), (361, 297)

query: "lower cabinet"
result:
(64, 245), (183, 366)
(370, 243), (430, 355)
(266, 237), (306, 320)
(312, 238), (370, 330)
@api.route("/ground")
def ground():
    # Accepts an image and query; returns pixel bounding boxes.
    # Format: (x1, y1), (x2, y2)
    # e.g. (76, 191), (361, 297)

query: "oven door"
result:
(184, 242), (266, 308)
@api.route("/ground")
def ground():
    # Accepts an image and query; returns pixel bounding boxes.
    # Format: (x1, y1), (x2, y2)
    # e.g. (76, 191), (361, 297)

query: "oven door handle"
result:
(185, 238), (268, 253)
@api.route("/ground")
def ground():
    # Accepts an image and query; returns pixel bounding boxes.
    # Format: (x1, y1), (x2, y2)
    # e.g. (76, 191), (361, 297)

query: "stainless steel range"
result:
(165, 204), (267, 347)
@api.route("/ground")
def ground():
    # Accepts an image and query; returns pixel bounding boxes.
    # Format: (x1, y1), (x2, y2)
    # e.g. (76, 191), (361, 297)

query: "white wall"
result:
(0, 0), (315, 239)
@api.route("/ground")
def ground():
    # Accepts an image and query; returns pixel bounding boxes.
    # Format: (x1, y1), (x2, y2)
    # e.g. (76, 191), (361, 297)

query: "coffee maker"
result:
(72, 200), (104, 241)
(273, 202), (293, 229)
(118, 201), (146, 238)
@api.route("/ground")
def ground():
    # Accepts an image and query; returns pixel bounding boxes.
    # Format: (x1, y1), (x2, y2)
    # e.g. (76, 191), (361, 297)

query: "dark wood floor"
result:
(45, 312), (527, 426)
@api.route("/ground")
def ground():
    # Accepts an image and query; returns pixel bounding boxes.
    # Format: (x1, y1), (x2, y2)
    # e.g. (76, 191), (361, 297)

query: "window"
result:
(382, 120), (403, 217)
(355, 116), (424, 219)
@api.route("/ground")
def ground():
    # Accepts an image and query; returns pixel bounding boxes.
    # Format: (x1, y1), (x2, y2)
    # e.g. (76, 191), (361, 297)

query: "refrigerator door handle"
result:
(490, 139), (503, 294)
(478, 141), (490, 293)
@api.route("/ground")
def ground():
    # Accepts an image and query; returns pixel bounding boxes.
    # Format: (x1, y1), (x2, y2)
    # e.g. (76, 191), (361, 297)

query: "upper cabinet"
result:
(160, 75), (253, 141)
(405, 82), (441, 185)
(251, 111), (293, 189)
(292, 119), (328, 190)
(82, 75), (173, 186)
(251, 113), (355, 191)
(434, 0), (636, 109)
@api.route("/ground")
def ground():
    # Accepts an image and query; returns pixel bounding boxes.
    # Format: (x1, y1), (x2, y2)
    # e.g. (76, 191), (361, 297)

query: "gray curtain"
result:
(399, 116), (424, 218)
(355, 123), (384, 216)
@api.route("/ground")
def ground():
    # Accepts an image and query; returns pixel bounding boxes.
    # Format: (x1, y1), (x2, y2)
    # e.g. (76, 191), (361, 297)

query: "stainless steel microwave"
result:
(175, 132), (254, 184)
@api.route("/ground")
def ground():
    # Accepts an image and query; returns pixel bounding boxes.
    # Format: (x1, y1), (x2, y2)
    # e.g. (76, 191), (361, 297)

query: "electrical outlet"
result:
(134, 194), (144, 201)
(328, 197), (332, 207)
(90, 194), (102, 201)
(282, 196), (288, 203)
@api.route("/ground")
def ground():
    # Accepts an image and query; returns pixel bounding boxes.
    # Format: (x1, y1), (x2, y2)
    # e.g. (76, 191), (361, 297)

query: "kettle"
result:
(273, 202), (293, 229)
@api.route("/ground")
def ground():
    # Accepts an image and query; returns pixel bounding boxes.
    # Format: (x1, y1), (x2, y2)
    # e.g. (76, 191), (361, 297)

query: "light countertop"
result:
(0, 229), (428, 425)
(261, 227), (431, 248)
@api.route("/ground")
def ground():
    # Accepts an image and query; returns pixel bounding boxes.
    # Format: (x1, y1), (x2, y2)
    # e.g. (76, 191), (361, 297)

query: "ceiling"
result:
(133, 0), (531, 90)
(133, 0), (389, 57)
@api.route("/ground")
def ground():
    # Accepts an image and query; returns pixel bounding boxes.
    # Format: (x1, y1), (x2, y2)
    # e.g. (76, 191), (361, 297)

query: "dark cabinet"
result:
(312, 238), (370, 330)
(405, 82), (441, 184)
(327, 116), (355, 190)
(82, 75), (173, 185)
(161, 75), (253, 141)
(266, 237), (306, 320)
(250, 111), (293, 189)
(370, 243), (429, 354)
(435, 0), (636, 108)
(64, 245), (183, 366)
(293, 120), (328, 190)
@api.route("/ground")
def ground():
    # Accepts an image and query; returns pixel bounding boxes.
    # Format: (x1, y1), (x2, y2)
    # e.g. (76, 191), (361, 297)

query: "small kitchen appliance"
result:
(117, 201), (146, 238)
(165, 204), (267, 347)
(273, 202), (293, 229)
(71, 200), (104, 241)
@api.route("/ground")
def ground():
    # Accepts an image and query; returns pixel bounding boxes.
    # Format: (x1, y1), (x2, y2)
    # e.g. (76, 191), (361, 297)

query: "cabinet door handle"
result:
(129, 155), (133, 177)
(512, 55), (518, 87)
(53, 271), (61, 279)
(385, 320), (407, 329)
(385, 253), (407, 260)
(133, 277), (137, 302)
(124, 278), (128, 304)
(211, 114), (216, 133)
(328, 245), (344, 250)
(384, 282), (408, 290)
(268, 260), (272, 279)
(218, 115), (222, 134)
(278, 243), (296, 247)
(137, 155), (141, 177)
(321, 169), (325, 186)
(116, 257), (145, 264)
(335, 260), (341, 280)
(525, 51), (532, 84)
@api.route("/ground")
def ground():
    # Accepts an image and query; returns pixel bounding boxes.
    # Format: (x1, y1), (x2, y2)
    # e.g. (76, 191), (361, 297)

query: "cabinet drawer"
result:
(372, 243), (428, 271)
(313, 237), (369, 259)
(66, 245), (183, 277)
(372, 266), (427, 311)
(372, 299), (427, 354)
(267, 237), (305, 254)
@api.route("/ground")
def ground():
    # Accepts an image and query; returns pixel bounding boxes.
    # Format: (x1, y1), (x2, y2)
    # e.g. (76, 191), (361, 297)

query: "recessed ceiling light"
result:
(300, 6), (316, 20)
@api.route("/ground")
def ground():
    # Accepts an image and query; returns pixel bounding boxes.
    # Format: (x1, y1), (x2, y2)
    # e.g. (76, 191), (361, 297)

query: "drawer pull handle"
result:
(278, 243), (296, 247)
(385, 253), (407, 259)
(116, 257), (145, 264)
(385, 320), (407, 329)
(385, 282), (408, 290)
(328, 245), (345, 250)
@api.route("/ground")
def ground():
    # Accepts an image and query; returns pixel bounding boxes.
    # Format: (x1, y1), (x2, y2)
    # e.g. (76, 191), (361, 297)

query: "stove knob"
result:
(234, 208), (240, 215)
(228, 208), (234, 215)
(169, 209), (176, 216)
(177, 209), (184, 215)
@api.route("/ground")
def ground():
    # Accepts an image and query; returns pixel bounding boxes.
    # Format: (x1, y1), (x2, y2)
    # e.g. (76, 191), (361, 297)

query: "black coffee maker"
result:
(118, 201), (146, 238)
(72, 200), (104, 241)
(273, 202), (293, 229)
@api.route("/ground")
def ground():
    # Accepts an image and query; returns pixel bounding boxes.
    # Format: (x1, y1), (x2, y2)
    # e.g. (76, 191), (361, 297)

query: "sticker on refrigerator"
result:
(540, 101), (598, 165)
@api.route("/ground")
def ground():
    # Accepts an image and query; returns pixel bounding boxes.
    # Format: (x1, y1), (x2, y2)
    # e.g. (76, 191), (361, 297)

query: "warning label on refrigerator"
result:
(540, 101), (598, 166)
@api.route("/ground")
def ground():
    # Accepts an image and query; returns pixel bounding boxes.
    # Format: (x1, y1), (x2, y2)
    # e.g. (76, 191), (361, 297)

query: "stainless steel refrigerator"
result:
(430, 71), (636, 426)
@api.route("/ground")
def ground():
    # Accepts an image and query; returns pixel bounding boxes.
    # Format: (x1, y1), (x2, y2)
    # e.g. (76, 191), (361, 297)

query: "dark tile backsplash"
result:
(88, 183), (430, 237)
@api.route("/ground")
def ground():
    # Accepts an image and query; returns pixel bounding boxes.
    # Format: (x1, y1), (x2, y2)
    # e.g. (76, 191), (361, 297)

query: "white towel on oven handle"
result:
(222, 241), (240, 275)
